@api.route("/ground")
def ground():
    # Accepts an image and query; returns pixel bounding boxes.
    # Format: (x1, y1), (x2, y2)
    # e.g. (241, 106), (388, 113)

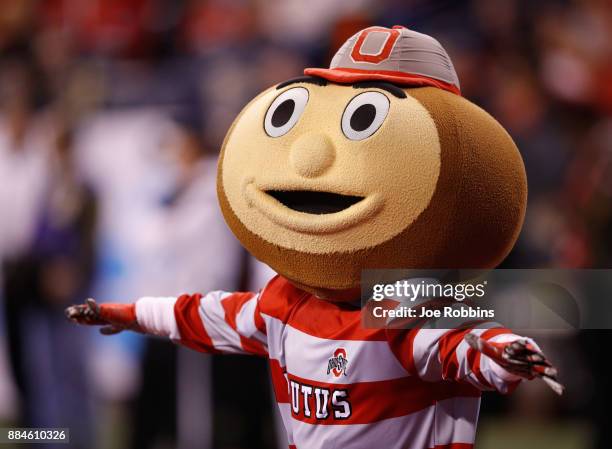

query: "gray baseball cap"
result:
(305, 25), (461, 95)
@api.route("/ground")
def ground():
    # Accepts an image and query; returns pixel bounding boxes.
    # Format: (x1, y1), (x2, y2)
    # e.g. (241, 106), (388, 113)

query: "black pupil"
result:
(350, 103), (376, 132)
(271, 99), (295, 127)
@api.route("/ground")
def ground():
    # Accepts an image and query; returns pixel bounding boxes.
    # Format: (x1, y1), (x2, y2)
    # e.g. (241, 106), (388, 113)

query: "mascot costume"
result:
(68, 26), (562, 449)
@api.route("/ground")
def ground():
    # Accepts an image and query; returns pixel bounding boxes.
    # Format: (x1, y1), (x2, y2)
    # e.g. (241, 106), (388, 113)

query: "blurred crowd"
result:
(0, 1), (611, 448)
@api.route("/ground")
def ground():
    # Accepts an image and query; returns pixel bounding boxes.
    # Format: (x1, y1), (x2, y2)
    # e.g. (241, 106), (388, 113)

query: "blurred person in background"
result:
(0, 60), (48, 428)
(2, 120), (97, 449)
(0, 58), (51, 429)
(127, 108), (246, 449)
(74, 106), (186, 447)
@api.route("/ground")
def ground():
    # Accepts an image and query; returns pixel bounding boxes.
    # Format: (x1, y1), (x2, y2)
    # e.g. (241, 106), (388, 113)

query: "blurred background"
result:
(0, 0), (611, 448)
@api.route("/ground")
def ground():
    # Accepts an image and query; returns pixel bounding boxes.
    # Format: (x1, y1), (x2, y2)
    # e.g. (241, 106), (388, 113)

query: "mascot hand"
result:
(65, 298), (142, 335)
(465, 333), (564, 395)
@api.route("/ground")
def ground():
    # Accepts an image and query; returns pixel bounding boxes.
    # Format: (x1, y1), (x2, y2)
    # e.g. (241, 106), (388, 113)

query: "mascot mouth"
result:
(243, 181), (384, 234)
(265, 190), (364, 214)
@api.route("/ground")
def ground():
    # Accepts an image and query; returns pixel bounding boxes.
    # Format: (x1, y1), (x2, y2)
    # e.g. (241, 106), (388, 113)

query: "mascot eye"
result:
(341, 91), (390, 141)
(264, 87), (309, 137)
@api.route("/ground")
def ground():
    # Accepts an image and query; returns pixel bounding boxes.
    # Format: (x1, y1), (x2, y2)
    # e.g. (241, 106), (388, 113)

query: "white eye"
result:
(341, 91), (390, 141)
(264, 87), (309, 137)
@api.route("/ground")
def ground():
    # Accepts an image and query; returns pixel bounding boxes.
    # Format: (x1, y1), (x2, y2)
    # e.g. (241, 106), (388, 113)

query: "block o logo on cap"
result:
(350, 27), (401, 64)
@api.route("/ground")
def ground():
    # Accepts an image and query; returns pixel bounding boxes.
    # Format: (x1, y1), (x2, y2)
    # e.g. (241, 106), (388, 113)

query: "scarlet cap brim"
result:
(304, 67), (461, 96)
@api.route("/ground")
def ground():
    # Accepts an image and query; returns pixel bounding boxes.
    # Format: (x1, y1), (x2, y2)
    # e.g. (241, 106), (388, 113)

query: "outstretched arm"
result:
(66, 291), (268, 356)
(388, 324), (563, 395)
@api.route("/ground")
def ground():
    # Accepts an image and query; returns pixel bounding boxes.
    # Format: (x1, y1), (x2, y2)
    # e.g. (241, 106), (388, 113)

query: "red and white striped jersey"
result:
(135, 275), (525, 449)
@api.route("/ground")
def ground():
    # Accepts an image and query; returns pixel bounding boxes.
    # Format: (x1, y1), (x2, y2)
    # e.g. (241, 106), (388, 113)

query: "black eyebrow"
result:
(276, 76), (328, 89)
(276, 76), (406, 99)
(352, 81), (406, 99)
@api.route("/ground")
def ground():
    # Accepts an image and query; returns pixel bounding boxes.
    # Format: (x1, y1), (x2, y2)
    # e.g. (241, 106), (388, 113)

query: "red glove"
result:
(65, 298), (142, 335)
(464, 333), (564, 395)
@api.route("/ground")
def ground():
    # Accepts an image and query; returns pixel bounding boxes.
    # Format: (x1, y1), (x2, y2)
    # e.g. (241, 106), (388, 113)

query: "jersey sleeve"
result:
(387, 322), (528, 393)
(135, 291), (268, 356)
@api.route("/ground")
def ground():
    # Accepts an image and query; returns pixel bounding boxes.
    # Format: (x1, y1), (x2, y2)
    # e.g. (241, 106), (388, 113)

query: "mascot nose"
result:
(289, 133), (335, 178)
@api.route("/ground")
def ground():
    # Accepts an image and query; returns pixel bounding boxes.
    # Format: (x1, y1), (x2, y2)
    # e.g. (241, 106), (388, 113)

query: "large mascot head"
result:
(217, 26), (527, 296)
